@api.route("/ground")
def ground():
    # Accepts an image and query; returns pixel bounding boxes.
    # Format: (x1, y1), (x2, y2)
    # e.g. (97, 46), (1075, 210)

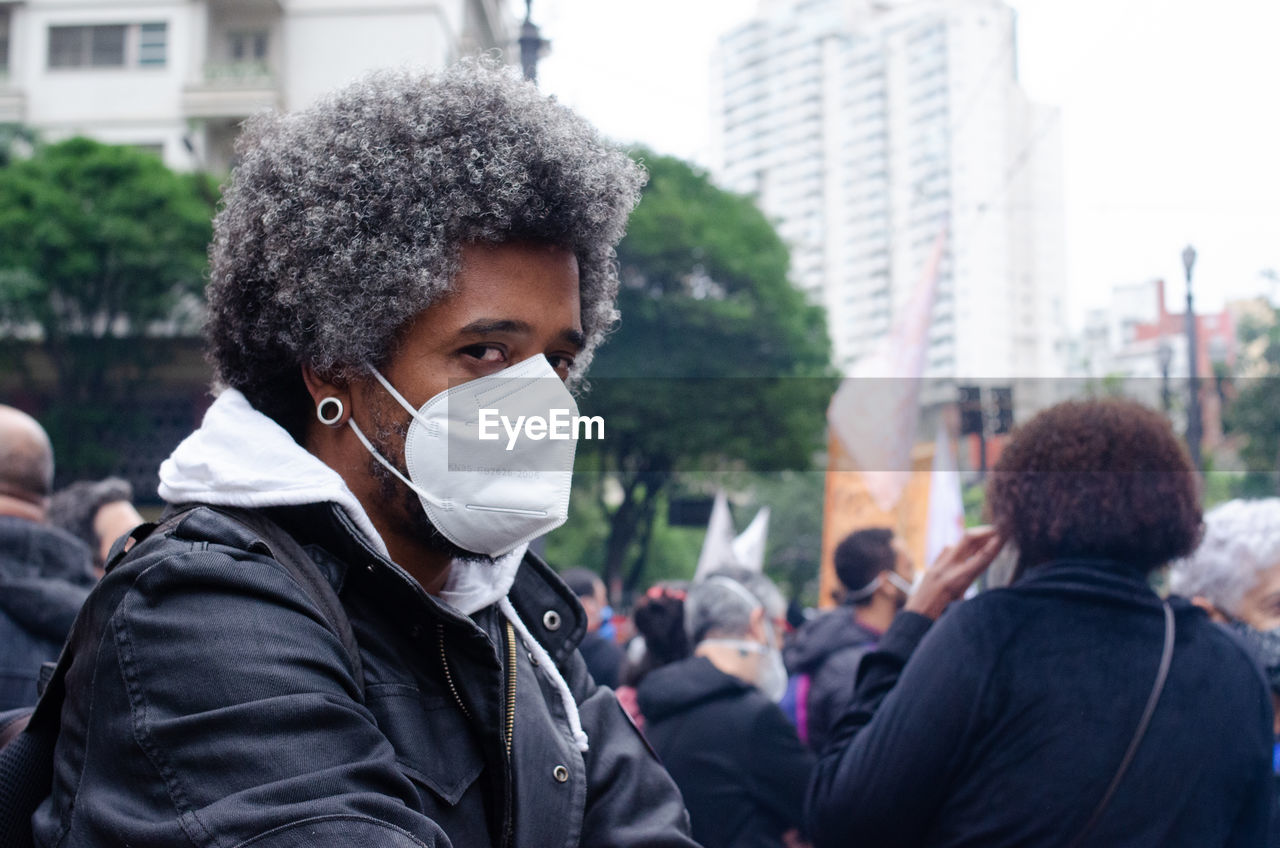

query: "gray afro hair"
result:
(1169, 498), (1280, 616)
(207, 58), (645, 437)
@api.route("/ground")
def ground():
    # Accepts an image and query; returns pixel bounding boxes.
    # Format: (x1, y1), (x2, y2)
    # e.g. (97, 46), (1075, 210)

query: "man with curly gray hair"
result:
(31, 61), (700, 848)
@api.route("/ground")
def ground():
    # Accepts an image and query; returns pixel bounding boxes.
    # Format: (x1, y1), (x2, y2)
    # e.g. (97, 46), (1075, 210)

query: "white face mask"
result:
(757, 639), (789, 703)
(348, 355), (578, 557)
(700, 632), (789, 702)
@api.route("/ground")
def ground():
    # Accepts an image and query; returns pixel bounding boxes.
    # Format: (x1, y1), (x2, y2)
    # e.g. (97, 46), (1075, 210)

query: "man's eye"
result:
(547, 354), (575, 375)
(462, 345), (506, 363)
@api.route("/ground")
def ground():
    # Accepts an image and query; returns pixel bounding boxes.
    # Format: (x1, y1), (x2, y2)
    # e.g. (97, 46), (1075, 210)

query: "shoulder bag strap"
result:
(207, 507), (366, 699)
(1066, 600), (1175, 848)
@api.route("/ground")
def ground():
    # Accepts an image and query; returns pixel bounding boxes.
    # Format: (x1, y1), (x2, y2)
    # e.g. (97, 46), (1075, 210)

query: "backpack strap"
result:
(0, 714), (53, 848)
(204, 506), (365, 699)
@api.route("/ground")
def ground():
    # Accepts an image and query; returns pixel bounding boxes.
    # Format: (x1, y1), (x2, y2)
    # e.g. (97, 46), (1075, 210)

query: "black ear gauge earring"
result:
(316, 397), (345, 426)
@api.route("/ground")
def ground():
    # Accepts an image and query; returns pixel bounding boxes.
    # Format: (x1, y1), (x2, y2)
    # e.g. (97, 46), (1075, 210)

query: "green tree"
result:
(0, 137), (217, 475)
(575, 151), (837, 598)
(1223, 304), (1280, 494)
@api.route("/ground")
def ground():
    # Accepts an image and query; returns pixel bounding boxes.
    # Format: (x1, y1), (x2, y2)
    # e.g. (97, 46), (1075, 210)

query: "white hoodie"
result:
(158, 388), (588, 750)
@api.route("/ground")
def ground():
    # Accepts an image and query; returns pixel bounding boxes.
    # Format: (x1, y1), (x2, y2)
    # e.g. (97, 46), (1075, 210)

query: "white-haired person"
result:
(638, 568), (815, 848)
(21, 60), (699, 847)
(1171, 497), (1280, 847)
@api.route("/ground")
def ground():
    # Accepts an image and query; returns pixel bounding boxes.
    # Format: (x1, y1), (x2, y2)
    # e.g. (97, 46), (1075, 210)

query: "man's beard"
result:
(365, 396), (496, 567)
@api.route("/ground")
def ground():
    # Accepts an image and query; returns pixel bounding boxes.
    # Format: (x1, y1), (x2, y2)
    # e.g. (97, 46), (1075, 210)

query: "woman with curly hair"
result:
(28, 61), (699, 847)
(807, 398), (1273, 848)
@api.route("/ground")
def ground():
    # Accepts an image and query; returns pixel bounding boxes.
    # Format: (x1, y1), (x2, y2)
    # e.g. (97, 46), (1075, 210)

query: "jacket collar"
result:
(507, 551), (587, 665)
(1012, 558), (1169, 609)
(266, 502), (585, 658)
(160, 388), (528, 618)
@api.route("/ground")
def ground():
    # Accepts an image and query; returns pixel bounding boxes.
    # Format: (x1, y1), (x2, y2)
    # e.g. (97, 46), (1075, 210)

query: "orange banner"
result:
(819, 433), (936, 608)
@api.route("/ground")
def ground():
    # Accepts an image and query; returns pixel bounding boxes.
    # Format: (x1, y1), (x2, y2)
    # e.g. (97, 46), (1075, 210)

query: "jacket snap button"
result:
(553, 765), (569, 783)
(528, 651), (539, 666)
(542, 610), (561, 631)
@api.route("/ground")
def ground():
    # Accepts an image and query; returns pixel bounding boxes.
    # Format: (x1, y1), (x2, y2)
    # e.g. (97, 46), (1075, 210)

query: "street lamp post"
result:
(1157, 339), (1172, 413)
(1183, 245), (1202, 472)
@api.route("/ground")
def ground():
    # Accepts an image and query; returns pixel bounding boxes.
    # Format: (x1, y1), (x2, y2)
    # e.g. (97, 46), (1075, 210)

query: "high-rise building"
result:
(0, 0), (515, 172)
(711, 0), (1066, 381)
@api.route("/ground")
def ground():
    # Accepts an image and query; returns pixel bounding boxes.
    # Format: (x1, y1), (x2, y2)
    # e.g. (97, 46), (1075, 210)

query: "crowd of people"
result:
(1, 58), (1277, 848)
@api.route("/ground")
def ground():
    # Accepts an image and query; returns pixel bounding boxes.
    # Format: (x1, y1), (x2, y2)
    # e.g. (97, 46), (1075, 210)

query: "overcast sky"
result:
(533, 0), (1280, 328)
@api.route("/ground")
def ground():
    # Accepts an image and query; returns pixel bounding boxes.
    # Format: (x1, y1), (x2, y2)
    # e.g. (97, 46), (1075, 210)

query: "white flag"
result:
(924, 419), (965, 569)
(694, 491), (738, 579)
(731, 507), (771, 574)
(827, 227), (948, 510)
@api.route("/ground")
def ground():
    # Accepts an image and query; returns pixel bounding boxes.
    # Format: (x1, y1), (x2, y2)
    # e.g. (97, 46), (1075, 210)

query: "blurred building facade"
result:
(1068, 278), (1236, 385)
(1066, 276), (1238, 450)
(0, 0), (514, 172)
(710, 0), (1067, 382)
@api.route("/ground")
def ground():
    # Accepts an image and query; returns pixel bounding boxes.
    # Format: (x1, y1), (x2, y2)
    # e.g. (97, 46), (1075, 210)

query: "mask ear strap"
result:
(346, 418), (443, 510)
(366, 363), (418, 416)
(884, 571), (914, 595)
(843, 574), (883, 603)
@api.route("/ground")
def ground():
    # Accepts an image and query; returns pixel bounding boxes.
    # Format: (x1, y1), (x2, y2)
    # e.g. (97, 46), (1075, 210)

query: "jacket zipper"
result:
(437, 620), (519, 847)
(501, 620), (517, 848)
(504, 620), (517, 759)
(436, 622), (471, 720)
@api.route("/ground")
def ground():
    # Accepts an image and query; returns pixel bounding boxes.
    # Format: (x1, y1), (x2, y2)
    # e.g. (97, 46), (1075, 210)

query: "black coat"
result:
(0, 516), (94, 710)
(33, 504), (698, 848)
(807, 559), (1274, 848)
(783, 607), (879, 751)
(579, 630), (624, 689)
(639, 655), (814, 848)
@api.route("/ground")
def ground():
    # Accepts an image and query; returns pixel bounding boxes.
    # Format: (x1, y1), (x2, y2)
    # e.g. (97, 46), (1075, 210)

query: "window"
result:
(47, 22), (166, 69)
(0, 9), (10, 72)
(139, 23), (167, 66)
(50, 25), (124, 68)
(228, 30), (269, 62)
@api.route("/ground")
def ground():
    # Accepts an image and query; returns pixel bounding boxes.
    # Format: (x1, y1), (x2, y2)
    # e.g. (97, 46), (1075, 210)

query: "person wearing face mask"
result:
(781, 527), (912, 752)
(638, 568), (815, 848)
(1169, 498), (1280, 848)
(807, 399), (1272, 848)
(20, 61), (699, 848)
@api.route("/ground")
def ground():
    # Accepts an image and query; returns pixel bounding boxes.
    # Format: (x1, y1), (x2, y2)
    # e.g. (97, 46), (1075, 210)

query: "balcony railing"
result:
(182, 62), (278, 118)
(201, 61), (273, 87)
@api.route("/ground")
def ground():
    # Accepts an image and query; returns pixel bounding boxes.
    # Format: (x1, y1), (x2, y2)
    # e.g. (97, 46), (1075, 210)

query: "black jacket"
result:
(0, 516), (94, 710)
(639, 655), (814, 848)
(32, 504), (698, 848)
(579, 630), (624, 689)
(807, 559), (1274, 848)
(783, 607), (879, 751)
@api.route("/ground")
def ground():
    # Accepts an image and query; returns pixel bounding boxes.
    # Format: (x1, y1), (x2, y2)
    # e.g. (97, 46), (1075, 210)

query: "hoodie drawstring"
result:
(498, 596), (590, 753)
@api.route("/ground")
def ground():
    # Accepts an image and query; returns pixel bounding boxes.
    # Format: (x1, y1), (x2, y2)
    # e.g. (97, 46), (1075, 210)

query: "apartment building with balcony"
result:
(0, 0), (514, 172)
